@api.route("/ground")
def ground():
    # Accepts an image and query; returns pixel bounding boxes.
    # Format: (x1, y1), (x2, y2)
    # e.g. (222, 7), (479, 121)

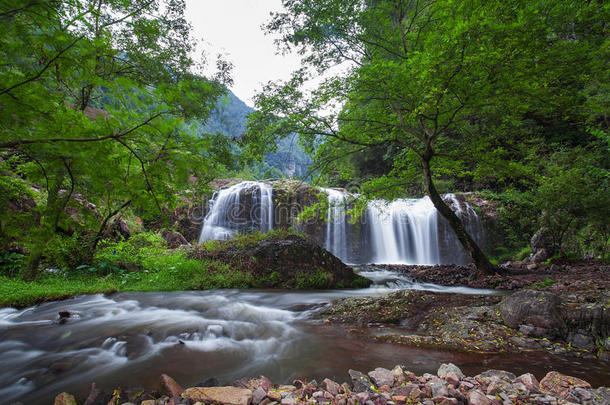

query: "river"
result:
(1, 268), (608, 405)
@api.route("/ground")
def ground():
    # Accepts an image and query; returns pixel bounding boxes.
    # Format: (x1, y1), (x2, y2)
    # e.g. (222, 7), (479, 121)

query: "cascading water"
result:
(366, 198), (441, 265)
(321, 188), (349, 262)
(199, 181), (274, 243)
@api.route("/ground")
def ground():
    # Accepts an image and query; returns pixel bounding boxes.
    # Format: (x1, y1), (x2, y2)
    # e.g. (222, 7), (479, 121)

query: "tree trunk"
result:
(421, 147), (495, 275)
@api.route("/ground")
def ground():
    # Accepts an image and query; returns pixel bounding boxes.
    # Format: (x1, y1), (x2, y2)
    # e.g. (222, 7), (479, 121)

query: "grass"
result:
(0, 229), (364, 308)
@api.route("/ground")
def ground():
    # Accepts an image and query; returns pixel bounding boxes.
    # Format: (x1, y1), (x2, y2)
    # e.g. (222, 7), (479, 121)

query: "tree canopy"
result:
(245, 0), (609, 269)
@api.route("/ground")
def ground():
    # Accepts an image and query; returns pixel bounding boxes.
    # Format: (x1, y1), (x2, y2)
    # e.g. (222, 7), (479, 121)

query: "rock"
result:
(141, 401), (155, 405)
(432, 397), (457, 405)
(161, 374), (183, 397)
(438, 363), (465, 379)
(430, 381), (449, 398)
(83, 383), (103, 405)
(118, 219), (131, 238)
(445, 373), (460, 387)
(391, 366), (405, 385)
(368, 368), (394, 387)
(539, 371), (591, 397)
(408, 387), (422, 400)
(54, 392), (77, 405)
(355, 392), (370, 403)
(467, 390), (492, 405)
(528, 227), (553, 264)
(268, 391), (282, 401)
(162, 230), (190, 248)
(253, 387), (267, 405)
(564, 387), (610, 404)
(514, 373), (540, 393)
(569, 332), (595, 351)
(349, 369), (373, 393)
(321, 378), (341, 396)
(185, 387), (253, 405)
(497, 290), (565, 338)
(391, 395), (407, 403)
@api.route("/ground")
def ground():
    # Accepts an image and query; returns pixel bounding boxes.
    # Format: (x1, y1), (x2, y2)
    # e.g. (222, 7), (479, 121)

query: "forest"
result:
(0, 0), (609, 404)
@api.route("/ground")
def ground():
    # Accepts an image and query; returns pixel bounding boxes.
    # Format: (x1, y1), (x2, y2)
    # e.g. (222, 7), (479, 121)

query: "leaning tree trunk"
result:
(421, 148), (495, 275)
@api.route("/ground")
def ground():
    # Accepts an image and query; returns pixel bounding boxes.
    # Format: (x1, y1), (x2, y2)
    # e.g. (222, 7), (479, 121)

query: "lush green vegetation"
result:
(245, 0), (609, 265)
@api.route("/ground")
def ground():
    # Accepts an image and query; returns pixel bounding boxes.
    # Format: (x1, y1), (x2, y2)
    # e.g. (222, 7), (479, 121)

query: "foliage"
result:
(246, 0), (609, 264)
(0, 0), (237, 278)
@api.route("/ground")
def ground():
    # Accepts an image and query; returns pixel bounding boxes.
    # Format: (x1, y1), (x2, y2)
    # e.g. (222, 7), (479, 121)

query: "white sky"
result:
(185, 0), (302, 107)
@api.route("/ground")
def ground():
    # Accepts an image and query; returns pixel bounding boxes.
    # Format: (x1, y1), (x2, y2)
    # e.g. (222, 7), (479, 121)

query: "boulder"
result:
(321, 378), (341, 396)
(185, 387), (253, 405)
(162, 230), (190, 249)
(252, 387), (267, 405)
(539, 371), (591, 397)
(513, 373), (540, 393)
(349, 369), (374, 393)
(564, 387), (610, 404)
(160, 374), (183, 397)
(438, 363), (465, 379)
(467, 390), (492, 405)
(368, 368), (394, 387)
(497, 290), (565, 338)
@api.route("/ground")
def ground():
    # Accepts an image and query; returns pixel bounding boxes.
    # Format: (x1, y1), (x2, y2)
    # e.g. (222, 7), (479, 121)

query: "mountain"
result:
(204, 89), (312, 179)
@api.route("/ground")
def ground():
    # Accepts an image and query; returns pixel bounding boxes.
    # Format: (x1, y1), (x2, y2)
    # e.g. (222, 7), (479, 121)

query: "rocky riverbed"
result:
(51, 363), (609, 405)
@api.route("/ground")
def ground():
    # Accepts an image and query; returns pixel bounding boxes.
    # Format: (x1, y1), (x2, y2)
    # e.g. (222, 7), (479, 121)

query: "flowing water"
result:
(199, 181), (274, 243)
(322, 188), (349, 262)
(1, 269), (608, 405)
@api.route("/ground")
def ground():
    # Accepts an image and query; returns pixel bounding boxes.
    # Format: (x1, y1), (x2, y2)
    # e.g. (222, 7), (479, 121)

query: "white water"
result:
(367, 198), (440, 265)
(322, 188), (349, 262)
(199, 181), (274, 242)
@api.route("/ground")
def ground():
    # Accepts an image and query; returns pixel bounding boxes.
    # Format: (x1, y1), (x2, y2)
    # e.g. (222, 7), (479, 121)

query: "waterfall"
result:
(366, 197), (440, 265)
(321, 188), (349, 262)
(199, 181), (274, 243)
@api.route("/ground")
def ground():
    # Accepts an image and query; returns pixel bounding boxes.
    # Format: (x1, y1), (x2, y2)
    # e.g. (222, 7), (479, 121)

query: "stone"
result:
(437, 363), (465, 379)
(445, 373), (460, 387)
(185, 387), (253, 405)
(432, 397), (457, 405)
(497, 290), (565, 338)
(391, 384), (416, 397)
(368, 368), (395, 388)
(268, 391), (283, 402)
(161, 374), (183, 397)
(253, 387), (267, 405)
(467, 390), (492, 405)
(430, 381), (449, 398)
(322, 378), (341, 396)
(349, 369), (373, 393)
(564, 387), (610, 404)
(408, 388), (422, 400)
(539, 371), (591, 397)
(569, 332), (595, 351)
(355, 392), (370, 403)
(140, 401), (155, 405)
(391, 366), (405, 385)
(514, 373), (540, 393)
(475, 370), (516, 383)
(54, 392), (77, 405)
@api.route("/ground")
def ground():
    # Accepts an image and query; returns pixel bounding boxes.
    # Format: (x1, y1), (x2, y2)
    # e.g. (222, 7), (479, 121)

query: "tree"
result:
(245, 0), (608, 273)
(0, 0), (234, 279)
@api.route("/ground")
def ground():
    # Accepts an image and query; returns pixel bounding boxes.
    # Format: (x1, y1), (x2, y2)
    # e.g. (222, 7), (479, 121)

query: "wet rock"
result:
(54, 392), (77, 405)
(497, 290), (565, 338)
(253, 387), (267, 405)
(513, 373), (540, 393)
(368, 368), (394, 387)
(349, 369), (373, 393)
(185, 387), (253, 405)
(321, 378), (341, 396)
(569, 332), (595, 351)
(539, 371), (591, 397)
(438, 363), (465, 379)
(467, 390), (492, 405)
(161, 374), (183, 397)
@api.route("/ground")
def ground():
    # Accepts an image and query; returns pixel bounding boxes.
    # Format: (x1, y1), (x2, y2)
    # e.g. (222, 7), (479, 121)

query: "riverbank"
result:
(53, 363), (610, 405)
(317, 262), (610, 361)
(0, 230), (369, 309)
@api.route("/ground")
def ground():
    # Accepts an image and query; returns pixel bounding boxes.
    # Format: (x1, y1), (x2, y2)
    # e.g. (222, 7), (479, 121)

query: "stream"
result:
(1, 268), (608, 405)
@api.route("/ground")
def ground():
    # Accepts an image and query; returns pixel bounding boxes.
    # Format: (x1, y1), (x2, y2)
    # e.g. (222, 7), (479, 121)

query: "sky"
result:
(185, 0), (302, 107)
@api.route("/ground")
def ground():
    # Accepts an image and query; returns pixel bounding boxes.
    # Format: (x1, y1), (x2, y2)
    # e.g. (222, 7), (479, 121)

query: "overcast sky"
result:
(185, 0), (301, 107)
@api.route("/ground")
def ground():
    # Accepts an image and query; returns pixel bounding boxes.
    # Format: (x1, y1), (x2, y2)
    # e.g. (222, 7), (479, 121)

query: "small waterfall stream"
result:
(199, 181), (274, 243)
(321, 188), (349, 262)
